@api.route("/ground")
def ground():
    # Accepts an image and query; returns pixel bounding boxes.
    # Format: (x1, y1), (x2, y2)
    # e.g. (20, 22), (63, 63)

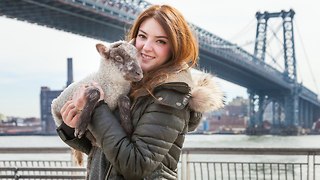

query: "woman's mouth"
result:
(141, 53), (154, 61)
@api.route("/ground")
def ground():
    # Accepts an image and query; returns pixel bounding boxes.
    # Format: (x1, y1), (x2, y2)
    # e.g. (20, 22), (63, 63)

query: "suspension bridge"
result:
(0, 0), (319, 135)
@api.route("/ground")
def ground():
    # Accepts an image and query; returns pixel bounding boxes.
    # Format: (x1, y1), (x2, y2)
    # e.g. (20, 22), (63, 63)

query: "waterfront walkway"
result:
(0, 147), (319, 179)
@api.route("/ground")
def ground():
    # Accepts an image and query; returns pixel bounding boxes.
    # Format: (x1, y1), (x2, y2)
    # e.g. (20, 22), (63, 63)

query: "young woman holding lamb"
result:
(57, 4), (223, 180)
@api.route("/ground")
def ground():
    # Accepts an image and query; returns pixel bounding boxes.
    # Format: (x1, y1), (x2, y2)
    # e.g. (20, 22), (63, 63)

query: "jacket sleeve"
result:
(56, 122), (92, 155)
(88, 89), (189, 179)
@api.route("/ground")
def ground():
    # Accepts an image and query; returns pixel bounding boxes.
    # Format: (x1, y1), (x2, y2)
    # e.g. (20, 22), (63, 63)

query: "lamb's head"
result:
(96, 40), (143, 82)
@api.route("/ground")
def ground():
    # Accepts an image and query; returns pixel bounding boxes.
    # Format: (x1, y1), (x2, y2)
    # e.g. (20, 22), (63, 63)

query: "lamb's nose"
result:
(135, 71), (143, 81)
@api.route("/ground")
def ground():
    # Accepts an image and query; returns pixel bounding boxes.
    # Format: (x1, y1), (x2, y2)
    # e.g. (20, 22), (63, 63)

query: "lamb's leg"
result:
(75, 87), (100, 138)
(118, 94), (133, 136)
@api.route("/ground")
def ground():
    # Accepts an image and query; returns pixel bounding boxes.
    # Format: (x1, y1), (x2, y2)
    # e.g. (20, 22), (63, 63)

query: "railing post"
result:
(180, 150), (187, 180)
(307, 153), (315, 180)
(313, 153), (316, 180)
(186, 151), (191, 180)
(14, 167), (19, 180)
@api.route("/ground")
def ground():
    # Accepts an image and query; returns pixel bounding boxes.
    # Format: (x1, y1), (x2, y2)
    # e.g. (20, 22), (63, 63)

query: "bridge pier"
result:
(246, 91), (270, 135)
(246, 89), (301, 135)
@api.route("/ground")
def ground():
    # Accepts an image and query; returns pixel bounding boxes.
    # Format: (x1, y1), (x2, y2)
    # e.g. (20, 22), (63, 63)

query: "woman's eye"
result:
(157, 40), (166, 45)
(137, 34), (146, 39)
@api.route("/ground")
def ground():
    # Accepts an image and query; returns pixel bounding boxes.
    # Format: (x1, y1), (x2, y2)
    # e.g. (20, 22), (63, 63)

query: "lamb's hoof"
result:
(118, 94), (130, 110)
(74, 128), (86, 139)
(118, 94), (132, 135)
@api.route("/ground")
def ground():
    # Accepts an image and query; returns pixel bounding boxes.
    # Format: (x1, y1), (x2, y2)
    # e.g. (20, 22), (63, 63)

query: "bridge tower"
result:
(248, 9), (299, 134)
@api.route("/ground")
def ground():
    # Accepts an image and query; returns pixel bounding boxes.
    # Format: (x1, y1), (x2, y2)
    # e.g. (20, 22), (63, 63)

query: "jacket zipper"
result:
(105, 165), (113, 180)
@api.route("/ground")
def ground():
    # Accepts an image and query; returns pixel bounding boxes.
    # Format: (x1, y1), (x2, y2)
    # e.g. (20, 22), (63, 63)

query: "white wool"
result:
(51, 51), (130, 127)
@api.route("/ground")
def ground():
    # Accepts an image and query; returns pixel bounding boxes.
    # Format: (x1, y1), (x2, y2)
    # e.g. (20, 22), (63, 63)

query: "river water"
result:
(1, 134), (320, 161)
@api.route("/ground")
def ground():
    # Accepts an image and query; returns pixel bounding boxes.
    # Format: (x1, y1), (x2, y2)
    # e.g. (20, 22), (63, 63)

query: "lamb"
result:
(51, 40), (143, 165)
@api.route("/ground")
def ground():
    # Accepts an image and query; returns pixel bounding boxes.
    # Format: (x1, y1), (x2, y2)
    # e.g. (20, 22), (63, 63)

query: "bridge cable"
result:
(233, 18), (261, 54)
(239, 40), (255, 47)
(265, 23), (285, 70)
(229, 18), (256, 42)
(294, 20), (320, 94)
(267, 23), (284, 48)
(264, 47), (284, 71)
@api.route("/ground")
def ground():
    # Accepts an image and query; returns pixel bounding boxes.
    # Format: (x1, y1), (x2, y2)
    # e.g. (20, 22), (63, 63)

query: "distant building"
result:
(0, 116), (41, 134)
(224, 96), (248, 117)
(40, 58), (73, 134)
(201, 96), (249, 133)
(40, 87), (62, 133)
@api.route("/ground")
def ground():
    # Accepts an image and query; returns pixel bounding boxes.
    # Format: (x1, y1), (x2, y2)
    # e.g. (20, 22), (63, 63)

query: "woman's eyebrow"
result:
(138, 29), (147, 34)
(156, 35), (168, 39)
(139, 29), (168, 39)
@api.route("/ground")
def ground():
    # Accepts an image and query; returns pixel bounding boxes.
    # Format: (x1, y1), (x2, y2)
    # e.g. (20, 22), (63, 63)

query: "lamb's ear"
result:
(96, 43), (109, 59)
(110, 41), (124, 48)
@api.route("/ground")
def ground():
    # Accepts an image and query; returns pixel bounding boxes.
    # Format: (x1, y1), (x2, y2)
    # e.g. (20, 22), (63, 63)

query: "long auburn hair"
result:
(126, 5), (199, 98)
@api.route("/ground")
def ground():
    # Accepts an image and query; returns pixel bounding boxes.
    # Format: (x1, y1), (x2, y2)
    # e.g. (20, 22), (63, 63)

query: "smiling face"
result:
(135, 18), (172, 73)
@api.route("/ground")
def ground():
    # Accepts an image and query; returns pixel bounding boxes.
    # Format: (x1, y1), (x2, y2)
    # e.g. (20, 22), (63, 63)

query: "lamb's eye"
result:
(115, 55), (123, 63)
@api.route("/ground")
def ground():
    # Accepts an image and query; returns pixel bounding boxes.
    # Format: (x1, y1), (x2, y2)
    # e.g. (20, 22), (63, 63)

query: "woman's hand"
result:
(60, 100), (79, 128)
(60, 81), (105, 128)
(72, 84), (89, 112)
(60, 84), (88, 128)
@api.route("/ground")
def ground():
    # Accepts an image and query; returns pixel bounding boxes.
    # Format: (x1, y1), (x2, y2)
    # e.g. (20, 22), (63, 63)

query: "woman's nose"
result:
(142, 40), (152, 52)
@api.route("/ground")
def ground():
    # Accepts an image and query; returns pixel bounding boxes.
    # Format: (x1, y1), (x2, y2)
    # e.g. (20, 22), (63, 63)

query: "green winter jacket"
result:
(57, 70), (223, 179)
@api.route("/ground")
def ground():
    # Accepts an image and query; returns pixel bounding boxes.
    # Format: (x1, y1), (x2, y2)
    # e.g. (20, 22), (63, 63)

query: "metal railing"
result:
(0, 147), (85, 179)
(0, 147), (319, 179)
(179, 147), (320, 180)
(0, 166), (86, 179)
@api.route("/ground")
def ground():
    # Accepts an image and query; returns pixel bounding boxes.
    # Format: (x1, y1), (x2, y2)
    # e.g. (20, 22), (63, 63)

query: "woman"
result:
(57, 4), (223, 180)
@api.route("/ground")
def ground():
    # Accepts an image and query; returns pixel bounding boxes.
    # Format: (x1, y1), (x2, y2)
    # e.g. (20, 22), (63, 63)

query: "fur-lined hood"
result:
(189, 71), (224, 112)
(161, 69), (224, 132)
(164, 69), (224, 113)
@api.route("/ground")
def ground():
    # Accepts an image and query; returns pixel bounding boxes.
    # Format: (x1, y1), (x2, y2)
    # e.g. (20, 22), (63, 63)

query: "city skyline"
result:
(1, 0), (319, 118)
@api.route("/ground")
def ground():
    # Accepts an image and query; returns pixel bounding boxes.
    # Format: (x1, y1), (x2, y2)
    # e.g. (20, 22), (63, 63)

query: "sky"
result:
(0, 0), (319, 118)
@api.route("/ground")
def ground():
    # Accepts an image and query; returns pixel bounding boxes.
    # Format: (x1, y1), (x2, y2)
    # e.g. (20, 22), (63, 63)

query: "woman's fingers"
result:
(60, 82), (104, 129)
(61, 100), (78, 128)
(65, 107), (79, 128)
(72, 85), (88, 110)
(60, 100), (73, 118)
